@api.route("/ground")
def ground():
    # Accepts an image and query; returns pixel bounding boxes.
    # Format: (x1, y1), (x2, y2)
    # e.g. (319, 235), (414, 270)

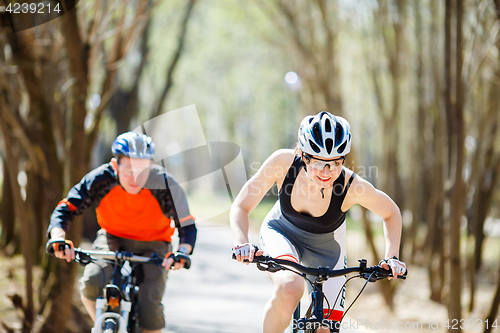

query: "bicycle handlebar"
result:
(233, 253), (407, 281)
(46, 239), (191, 269)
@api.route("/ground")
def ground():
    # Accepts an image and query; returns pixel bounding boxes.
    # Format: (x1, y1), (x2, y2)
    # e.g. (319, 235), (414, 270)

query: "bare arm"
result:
(350, 177), (402, 259)
(230, 150), (294, 259)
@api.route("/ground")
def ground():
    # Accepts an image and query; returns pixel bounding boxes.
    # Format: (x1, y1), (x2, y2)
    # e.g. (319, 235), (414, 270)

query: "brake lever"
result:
(74, 250), (93, 265)
(256, 261), (282, 273)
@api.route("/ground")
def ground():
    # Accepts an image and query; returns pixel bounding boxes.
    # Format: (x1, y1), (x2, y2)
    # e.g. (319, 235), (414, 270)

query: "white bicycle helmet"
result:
(298, 111), (352, 158)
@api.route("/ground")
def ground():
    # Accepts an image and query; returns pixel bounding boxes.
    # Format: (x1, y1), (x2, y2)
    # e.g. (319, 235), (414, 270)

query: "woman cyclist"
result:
(231, 111), (406, 333)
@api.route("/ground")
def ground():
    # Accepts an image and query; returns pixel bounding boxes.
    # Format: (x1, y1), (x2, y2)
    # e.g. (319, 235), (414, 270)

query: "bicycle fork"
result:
(293, 278), (330, 332)
(92, 286), (131, 333)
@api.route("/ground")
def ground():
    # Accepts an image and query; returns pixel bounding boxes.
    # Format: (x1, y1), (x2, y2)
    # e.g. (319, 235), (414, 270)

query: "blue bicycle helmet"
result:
(111, 132), (155, 160)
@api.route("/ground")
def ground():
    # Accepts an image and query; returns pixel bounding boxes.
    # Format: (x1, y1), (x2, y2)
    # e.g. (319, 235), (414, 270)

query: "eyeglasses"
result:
(302, 154), (345, 171)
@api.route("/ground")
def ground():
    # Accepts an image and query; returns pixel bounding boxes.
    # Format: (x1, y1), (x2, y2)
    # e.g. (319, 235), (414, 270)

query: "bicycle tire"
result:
(127, 285), (140, 333)
(103, 318), (118, 333)
(127, 305), (140, 333)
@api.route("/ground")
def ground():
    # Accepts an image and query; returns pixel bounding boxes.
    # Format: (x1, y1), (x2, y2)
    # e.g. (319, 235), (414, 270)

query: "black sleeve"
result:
(166, 175), (197, 252)
(47, 164), (117, 238)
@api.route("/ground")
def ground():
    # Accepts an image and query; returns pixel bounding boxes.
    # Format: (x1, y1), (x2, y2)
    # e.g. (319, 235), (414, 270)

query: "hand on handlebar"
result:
(162, 252), (191, 271)
(46, 239), (75, 263)
(232, 243), (263, 264)
(379, 257), (407, 279)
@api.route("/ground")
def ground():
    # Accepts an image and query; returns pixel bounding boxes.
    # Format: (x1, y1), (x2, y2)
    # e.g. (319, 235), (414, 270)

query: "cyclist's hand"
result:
(380, 257), (406, 279)
(233, 243), (263, 264)
(162, 252), (190, 271)
(49, 239), (75, 263)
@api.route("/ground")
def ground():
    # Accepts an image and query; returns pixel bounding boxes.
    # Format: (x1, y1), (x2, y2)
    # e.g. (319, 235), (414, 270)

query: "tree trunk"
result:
(41, 6), (88, 332)
(467, 36), (500, 311)
(153, 0), (197, 118)
(484, 252), (500, 333)
(0, 113), (34, 332)
(445, 0), (464, 327)
(110, 21), (151, 137)
(409, 0), (426, 264)
(0, 156), (16, 252)
(424, 0), (446, 304)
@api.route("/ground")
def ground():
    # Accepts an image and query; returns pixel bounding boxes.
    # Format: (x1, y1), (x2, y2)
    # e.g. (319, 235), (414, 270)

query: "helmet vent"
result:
(309, 140), (321, 154)
(335, 123), (344, 146)
(325, 138), (333, 154)
(337, 141), (347, 154)
(325, 119), (332, 132)
(312, 123), (323, 147)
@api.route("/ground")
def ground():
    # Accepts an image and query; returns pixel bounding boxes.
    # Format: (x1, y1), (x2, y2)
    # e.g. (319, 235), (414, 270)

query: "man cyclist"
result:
(231, 112), (406, 333)
(47, 131), (197, 333)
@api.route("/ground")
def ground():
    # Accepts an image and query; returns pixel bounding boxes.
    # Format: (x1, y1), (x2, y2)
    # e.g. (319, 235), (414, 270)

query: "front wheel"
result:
(103, 318), (118, 333)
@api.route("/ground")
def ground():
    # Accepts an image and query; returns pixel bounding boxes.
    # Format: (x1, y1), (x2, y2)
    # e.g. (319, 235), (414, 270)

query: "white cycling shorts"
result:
(260, 201), (347, 322)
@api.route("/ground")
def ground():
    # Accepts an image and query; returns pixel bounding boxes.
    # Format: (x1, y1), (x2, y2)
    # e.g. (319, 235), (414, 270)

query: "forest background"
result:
(0, 0), (500, 332)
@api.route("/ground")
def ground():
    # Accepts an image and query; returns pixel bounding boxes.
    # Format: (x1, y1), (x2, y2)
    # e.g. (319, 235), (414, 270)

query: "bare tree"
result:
(1, 1), (157, 331)
(152, 0), (198, 118)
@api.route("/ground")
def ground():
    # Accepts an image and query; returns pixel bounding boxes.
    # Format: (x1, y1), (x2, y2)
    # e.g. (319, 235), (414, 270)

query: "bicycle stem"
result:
(311, 278), (325, 321)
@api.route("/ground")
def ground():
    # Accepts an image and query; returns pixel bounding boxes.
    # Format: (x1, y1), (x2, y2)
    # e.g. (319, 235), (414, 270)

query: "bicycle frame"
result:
(291, 275), (336, 333)
(78, 250), (163, 333)
(47, 240), (191, 333)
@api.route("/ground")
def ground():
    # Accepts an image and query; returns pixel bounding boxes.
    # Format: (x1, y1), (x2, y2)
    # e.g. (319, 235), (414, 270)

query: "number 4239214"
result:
(444, 319), (498, 330)
(6, 2), (61, 14)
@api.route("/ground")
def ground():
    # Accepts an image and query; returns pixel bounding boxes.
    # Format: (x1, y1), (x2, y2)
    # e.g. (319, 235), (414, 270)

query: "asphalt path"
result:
(163, 223), (272, 333)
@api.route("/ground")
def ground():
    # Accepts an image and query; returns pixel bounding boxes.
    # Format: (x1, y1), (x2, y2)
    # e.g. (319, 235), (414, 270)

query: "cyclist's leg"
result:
(127, 239), (171, 332)
(260, 210), (304, 333)
(80, 229), (113, 320)
(266, 270), (304, 333)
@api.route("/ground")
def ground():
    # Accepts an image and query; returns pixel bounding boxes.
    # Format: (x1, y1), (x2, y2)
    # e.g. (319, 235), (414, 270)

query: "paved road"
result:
(162, 222), (364, 333)
(163, 222), (272, 333)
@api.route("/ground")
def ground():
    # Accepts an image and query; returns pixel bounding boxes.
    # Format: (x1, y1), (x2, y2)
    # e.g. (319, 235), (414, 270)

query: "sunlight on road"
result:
(163, 223), (272, 333)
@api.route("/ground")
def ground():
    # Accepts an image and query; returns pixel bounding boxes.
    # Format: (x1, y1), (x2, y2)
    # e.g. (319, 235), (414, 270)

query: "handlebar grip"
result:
(376, 266), (408, 280)
(231, 253), (252, 263)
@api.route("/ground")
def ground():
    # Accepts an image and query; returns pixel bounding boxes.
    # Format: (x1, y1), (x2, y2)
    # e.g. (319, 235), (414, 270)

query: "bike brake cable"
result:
(325, 275), (357, 322)
(340, 271), (376, 322)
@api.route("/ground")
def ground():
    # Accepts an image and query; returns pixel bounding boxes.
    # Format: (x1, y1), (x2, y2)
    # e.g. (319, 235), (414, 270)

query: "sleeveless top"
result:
(279, 156), (356, 234)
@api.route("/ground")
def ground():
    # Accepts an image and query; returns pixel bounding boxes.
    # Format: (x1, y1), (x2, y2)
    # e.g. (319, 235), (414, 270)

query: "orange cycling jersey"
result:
(48, 163), (196, 246)
(96, 186), (175, 242)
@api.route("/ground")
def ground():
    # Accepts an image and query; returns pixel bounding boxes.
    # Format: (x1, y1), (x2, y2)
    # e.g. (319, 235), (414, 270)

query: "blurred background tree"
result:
(1, 0), (500, 332)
